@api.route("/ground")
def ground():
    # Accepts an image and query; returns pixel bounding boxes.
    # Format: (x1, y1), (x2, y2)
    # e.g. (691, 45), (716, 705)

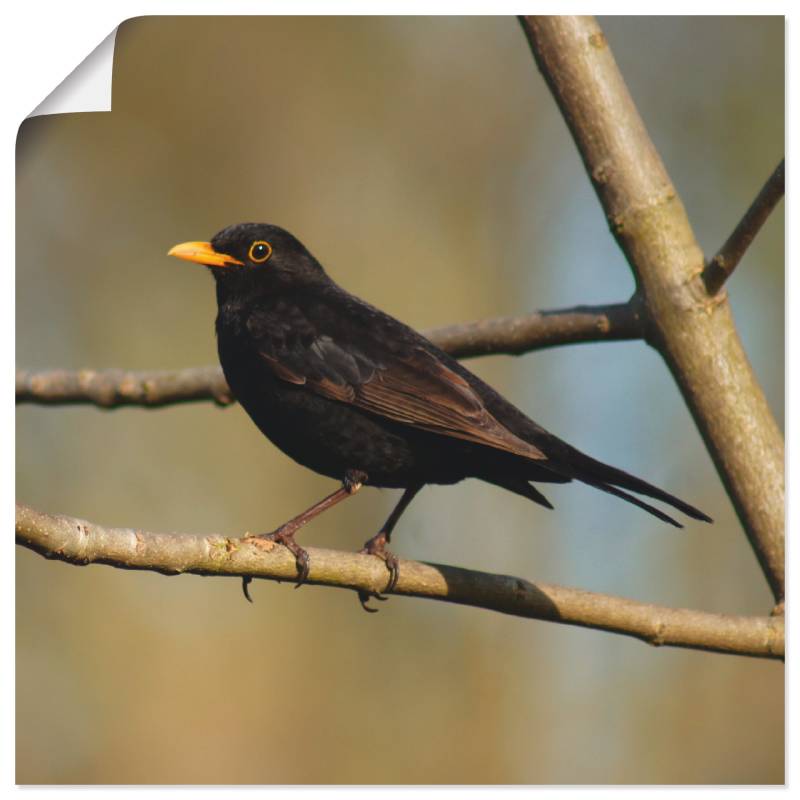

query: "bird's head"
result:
(168, 223), (327, 295)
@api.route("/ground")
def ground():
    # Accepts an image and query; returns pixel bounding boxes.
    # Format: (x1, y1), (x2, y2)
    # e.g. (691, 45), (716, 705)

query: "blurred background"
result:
(16, 16), (784, 785)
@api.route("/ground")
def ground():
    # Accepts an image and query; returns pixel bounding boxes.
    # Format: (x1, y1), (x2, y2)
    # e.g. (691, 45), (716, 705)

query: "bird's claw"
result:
(292, 549), (310, 588)
(357, 589), (389, 613)
(254, 527), (310, 588)
(360, 530), (399, 594)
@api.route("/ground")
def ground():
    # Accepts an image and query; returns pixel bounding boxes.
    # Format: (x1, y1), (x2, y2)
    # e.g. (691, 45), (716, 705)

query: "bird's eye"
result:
(248, 240), (272, 263)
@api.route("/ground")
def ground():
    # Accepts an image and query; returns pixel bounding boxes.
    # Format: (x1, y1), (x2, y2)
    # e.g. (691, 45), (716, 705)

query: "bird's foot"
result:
(360, 529), (399, 594)
(248, 526), (310, 588)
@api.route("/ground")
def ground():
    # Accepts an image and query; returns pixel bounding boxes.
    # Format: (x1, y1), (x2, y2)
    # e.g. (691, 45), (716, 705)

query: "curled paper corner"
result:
(28, 27), (119, 117)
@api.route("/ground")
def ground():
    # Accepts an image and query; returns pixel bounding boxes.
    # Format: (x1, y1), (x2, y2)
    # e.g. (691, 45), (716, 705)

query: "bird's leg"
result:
(248, 469), (367, 588)
(359, 484), (422, 608)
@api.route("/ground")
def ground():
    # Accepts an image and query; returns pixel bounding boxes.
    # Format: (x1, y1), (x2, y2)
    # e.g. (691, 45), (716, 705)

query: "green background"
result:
(16, 16), (784, 784)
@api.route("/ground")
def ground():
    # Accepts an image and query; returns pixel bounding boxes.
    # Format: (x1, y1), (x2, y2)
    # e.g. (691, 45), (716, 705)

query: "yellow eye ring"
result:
(248, 240), (272, 263)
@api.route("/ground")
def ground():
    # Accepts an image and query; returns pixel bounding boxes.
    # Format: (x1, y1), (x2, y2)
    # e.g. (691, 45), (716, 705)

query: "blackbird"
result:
(169, 222), (711, 600)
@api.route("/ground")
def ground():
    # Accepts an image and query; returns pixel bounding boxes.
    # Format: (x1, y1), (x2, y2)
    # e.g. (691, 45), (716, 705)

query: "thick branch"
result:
(16, 302), (640, 408)
(702, 158), (785, 295)
(520, 16), (785, 601)
(15, 503), (783, 660)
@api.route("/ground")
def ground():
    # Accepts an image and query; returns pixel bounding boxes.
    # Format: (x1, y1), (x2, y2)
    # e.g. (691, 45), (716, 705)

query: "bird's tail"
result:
(541, 443), (712, 528)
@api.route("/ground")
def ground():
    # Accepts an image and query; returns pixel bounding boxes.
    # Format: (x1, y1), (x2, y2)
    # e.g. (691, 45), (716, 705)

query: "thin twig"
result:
(16, 301), (641, 408)
(15, 503), (783, 660)
(702, 159), (785, 295)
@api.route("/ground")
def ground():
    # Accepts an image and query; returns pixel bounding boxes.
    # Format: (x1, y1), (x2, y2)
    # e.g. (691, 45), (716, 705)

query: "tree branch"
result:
(519, 16), (785, 601)
(15, 503), (783, 660)
(16, 301), (641, 408)
(14, 366), (235, 408)
(426, 301), (640, 358)
(702, 158), (785, 295)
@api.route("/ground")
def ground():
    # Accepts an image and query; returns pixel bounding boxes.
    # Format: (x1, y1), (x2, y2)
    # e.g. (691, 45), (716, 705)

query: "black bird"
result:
(169, 223), (711, 600)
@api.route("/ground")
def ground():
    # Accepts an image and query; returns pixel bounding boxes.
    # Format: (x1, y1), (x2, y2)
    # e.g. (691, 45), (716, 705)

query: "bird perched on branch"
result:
(169, 223), (711, 606)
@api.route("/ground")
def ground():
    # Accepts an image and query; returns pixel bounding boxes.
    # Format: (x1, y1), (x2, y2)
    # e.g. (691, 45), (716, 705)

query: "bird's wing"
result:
(258, 332), (547, 462)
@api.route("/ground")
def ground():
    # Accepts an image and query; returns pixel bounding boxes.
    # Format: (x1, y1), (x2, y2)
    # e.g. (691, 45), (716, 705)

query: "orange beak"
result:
(167, 241), (244, 268)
